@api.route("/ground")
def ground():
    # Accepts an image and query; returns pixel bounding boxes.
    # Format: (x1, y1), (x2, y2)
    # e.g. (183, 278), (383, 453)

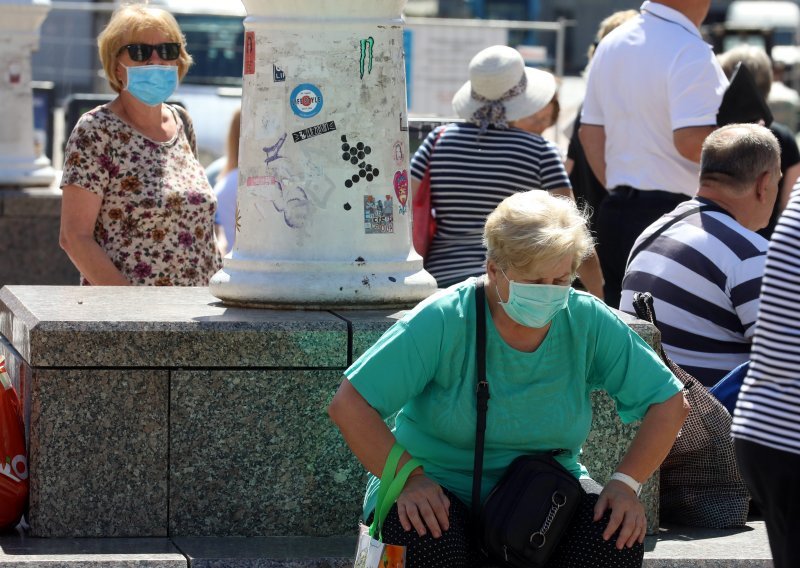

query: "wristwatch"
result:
(610, 472), (642, 496)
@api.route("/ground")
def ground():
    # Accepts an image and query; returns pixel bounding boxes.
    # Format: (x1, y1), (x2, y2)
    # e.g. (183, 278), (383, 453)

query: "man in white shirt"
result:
(579, 0), (728, 307)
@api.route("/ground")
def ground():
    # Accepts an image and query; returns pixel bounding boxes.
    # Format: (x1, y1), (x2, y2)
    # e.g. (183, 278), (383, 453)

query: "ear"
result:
(486, 259), (499, 283)
(754, 170), (771, 203)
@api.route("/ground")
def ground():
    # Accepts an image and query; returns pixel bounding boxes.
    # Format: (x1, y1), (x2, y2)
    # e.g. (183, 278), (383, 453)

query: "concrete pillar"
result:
(0, 0), (55, 187)
(209, 0), (437, 308)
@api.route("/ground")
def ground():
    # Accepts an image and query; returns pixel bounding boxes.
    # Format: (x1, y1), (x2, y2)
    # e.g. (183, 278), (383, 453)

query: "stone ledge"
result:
(0, 286), (349, 368)
(0, 522), (773, 567)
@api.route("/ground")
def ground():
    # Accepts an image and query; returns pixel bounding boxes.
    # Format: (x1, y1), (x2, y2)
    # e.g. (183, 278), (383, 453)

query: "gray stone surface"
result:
(169, 370), (365, 537)
(0, 286), (348, 368)
(28, 369), (169, 537)
(643, 521), (773, 567)
(0, 521), (774, 567)
(0, 535), (185, 567)
(175, 537), (355, 568)
(0, 187), (79, 288)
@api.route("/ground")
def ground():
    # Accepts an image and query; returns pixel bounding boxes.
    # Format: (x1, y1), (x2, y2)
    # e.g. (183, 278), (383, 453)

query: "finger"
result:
(624, 514), (643, 549)
(602, 507), (624, 541)
(396, 502), (412, 532)
(403, 502), (428, 537)
(593, 493), (609, 522)
(417, 500), (444, 538)
(614, 511), (637, 550)
(638, 514), (647, 545)
(432, 492), (450, 533)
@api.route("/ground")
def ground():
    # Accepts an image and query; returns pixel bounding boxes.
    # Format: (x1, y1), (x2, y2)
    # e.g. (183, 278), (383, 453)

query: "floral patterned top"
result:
(61, 104), (222, 286)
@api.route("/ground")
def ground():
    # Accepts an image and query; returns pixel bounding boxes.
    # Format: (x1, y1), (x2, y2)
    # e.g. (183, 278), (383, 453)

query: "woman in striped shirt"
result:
(732, 182), (800, 568)
(410, 45), (603, 296)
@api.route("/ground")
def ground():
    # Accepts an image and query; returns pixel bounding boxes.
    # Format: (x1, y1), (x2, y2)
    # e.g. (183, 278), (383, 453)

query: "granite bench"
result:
(0, 285), (661, 538)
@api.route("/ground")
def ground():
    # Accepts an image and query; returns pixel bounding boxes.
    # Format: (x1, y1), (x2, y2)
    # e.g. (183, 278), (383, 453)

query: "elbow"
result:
(59, 228), (75, 255)
(327, 384), (347, 427)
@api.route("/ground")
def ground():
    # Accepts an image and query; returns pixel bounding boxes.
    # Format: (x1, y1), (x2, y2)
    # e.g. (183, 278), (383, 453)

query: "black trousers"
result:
(734, 438), (800, 568)
(596, 187), (689, 308)
(372, 479), (643, 568)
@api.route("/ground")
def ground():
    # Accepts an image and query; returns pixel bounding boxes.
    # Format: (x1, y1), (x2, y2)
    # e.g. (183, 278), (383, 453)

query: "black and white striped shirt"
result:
(410, 123), (570, 287)
(733, 189), (800, 456)
(620, 198), (768, 386)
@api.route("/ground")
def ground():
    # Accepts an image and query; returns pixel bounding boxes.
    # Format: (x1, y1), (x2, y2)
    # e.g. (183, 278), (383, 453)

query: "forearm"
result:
(614, 391), (689, 482)
(61, 234), (130, 285)
(328, 380), (421, 478)
(578, 124), (607, 187)
(577, 250), (604, 300)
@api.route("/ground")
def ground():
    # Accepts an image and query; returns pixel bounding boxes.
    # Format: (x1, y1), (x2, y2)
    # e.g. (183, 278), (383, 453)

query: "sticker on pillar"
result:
(273, 64), (286, 82)
(244, 32), (256, 75)
(393, 170), (409, 214)
(399, 112), (408, 132)
(7, 62), (22, 86)
(292, 121), (336, 143)
(392, 141), (405, 167)
(341, 135), (379, 188)
(364, 195), (394, 234)
(290, 84), (323, 119)
(359, 37), (374, 79)
(263, 133), (287, 166)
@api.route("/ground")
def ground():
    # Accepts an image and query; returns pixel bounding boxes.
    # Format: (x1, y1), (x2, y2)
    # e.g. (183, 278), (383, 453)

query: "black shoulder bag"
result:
(471, 280), (582, 567)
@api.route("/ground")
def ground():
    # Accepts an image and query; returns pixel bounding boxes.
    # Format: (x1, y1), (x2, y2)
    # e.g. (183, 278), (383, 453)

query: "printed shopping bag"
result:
(352, 444), (420, 568)
(0, 355), (28, 530)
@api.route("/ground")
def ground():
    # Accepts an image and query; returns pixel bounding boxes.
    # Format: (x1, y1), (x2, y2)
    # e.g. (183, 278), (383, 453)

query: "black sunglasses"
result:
(118, 42), (181, 62)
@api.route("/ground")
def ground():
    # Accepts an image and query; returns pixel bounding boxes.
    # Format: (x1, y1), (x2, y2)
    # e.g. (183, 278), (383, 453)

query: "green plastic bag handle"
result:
(370, 443), (422, 540)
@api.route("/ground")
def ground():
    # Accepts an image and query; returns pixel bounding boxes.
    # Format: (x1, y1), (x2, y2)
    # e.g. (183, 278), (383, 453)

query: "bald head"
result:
(700, 124), (780, 192)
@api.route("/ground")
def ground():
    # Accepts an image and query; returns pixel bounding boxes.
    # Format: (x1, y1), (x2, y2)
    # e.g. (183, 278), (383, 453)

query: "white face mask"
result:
(496, 267), (571, 328)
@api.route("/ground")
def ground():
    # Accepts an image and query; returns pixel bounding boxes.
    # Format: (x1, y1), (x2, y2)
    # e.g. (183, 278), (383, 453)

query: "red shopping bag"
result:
(0, 356), (28, 530)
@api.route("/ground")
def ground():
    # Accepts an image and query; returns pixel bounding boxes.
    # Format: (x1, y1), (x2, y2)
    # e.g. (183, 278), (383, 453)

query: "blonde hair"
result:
(483, 191), (594, 274)
(717, 45), (773, 100)
(98, 4), (193, 93)
(587, 10), (638, 61)
(222, 107), (242, 176)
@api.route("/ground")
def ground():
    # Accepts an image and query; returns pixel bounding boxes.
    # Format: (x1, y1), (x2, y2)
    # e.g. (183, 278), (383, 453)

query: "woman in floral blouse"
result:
(59, 4), (222, 286)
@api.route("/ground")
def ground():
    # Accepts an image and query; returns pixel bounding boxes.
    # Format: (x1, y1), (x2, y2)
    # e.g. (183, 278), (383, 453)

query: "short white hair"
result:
(483, 190), (593, 274)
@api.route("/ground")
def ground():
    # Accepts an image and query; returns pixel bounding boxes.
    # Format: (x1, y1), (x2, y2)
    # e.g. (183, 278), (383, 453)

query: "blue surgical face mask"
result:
(123, 65), (178, 106)
(496, 267), (571, 328)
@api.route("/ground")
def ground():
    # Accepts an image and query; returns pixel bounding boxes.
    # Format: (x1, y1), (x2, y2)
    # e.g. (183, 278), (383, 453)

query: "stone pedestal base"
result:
(0, 286), (660, 537)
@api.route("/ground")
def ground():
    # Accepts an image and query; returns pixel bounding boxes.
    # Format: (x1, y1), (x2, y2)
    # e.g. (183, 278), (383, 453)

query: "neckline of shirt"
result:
(640, 1), (702, 41)
(101, 103), (181, 147)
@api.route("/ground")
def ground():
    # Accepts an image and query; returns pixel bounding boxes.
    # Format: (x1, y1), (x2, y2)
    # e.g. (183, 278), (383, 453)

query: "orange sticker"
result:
(244, 31), (256, 75)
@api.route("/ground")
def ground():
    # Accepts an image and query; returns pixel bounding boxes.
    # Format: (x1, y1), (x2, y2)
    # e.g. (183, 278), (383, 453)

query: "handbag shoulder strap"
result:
(471, 279), (489, 525)
(625, 204), (710, 272)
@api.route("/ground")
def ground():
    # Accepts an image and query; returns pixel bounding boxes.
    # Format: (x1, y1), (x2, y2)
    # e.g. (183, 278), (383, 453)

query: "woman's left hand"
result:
(593, 480), (646, 549)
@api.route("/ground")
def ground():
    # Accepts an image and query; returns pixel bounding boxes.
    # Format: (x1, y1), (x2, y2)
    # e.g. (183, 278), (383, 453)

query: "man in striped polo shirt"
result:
(619, 124), (780, 387)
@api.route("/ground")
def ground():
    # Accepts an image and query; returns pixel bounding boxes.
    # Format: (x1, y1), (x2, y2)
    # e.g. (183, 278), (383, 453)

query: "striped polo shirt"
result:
(410, 122), (570, 287)
(620, 198), (768, 386)
(733, 189), (800, 456)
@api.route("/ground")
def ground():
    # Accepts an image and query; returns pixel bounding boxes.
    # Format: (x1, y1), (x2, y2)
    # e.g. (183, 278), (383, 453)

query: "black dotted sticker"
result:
(340, 135), (380, 188)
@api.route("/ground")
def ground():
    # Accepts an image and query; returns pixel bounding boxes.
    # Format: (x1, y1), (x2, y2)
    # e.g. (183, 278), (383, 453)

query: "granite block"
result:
(0, 187), (78, 289)
(333, 308), (406, 362)
(28, 369), (169, 537)
(175, 537), (355, 568)
(0, 287), (348, 368)
(169, 370), (365, 537)
(0, 536), (185, 567)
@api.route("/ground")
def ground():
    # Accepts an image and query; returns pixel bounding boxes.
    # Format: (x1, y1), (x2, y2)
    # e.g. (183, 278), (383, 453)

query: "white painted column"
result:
(0, 0), (54, 187)
(209, 0), (437, 308)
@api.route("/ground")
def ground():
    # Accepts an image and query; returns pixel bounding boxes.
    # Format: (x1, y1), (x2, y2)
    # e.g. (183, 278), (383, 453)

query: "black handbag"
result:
(471, 280), (582, 567)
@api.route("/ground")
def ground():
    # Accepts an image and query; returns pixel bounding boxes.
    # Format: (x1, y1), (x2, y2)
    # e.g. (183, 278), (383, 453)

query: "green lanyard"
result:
(370, 443), (422, 540)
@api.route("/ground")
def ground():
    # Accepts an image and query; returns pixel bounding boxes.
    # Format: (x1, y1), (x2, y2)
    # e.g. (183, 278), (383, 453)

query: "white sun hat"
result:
(452, 45), (557, 132)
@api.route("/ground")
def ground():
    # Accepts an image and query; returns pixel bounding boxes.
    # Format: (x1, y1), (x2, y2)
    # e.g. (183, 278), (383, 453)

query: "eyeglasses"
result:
(118, 43), (181, 62)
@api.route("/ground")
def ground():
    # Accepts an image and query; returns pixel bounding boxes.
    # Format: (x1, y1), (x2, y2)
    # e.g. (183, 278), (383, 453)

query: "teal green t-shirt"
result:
(345, 278), (682, 519)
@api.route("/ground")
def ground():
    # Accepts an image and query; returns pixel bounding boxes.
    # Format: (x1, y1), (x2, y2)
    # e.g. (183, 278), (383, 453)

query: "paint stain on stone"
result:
(388, 276), (397, 282)
(343, 202), (352, 211)
(355, 256), (366, 265)
(362, 277), (371, 288)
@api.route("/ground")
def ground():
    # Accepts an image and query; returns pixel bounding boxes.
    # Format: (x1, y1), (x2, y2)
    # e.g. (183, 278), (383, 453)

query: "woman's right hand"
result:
(396, 473), (451, 538)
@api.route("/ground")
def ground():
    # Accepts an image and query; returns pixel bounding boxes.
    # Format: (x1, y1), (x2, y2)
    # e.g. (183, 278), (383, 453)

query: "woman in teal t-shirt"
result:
(329, 191), (688, 568)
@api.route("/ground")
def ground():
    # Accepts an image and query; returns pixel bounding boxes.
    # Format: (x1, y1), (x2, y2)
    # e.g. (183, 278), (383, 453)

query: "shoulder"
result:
(403, 278), (477, 328)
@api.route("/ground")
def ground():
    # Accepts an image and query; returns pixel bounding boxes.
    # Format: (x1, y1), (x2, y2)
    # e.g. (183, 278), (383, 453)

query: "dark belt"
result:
(610, 185), (690, 202)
